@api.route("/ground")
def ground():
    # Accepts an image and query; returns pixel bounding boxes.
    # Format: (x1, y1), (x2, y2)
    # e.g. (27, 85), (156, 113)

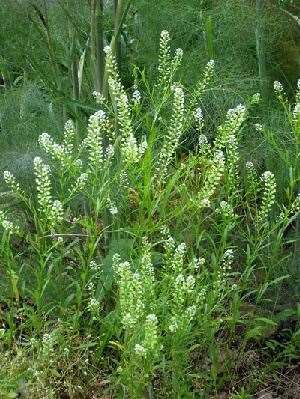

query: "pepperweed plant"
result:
(0, 32), (299, 398)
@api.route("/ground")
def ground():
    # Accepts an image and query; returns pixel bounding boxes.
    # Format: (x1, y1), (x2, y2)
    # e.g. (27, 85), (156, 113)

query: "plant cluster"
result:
(0, 32), (299, 399)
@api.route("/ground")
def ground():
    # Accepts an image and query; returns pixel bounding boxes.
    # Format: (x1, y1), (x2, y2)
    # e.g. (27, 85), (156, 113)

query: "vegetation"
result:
(0, 1), (299, 398)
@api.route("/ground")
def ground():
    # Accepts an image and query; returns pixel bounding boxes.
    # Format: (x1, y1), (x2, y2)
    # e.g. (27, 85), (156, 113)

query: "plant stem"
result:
(91, 0), (105, 93)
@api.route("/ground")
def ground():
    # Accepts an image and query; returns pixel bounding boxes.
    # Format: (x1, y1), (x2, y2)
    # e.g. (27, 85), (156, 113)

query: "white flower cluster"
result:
(34, 156), (52, 212)
(142, 313), (159, 355)
(198, 150), (225, 208)
(279, 193), (300, 224)
(85, 110), (107, 170)
(3, 171), (20, 193)
(39, 120), (76, 168)
(274, 80), (283, 93)
(104, 45), (119, 84)
(166, 242), (186, 274)
(63, 119), (76, 153)
(114, 256), (144, 329)
(132, 89), (141, 104)
(193, 256), (205, 271)
(191, 59), (215, 107)
(293, 79), (300, 124)
(42, 331), (57, 358)
(139, 239), (155, 301)
(0, 210), (19, 234)
(38, 133), (71, 167)
(168, 304), (197, 333)
(218, 200), (236, 220)
(251, 93), (261, 104)
(34, 157), (63, 228)
(214, 104), (246, 157)
(254, 123), (263, 132)
(198, 134), (208, 146)
(215, 249), (235, 292)
(226, 104), (246, 128)
(175, 273), (195, 296)
(72, 172), (88, 193)
(105, 48), (144, 165)
(134, 343), (147, 356)
(158, 30), (171, 86)
(245, 161), (259, 199)
(257, 171), (276, 224)
(89, 260), (102, 273)
(107, 197), (118, 216)
(293, 103), (300, 121)
(194, 106), (204, 132)
(105, 144), (115, 159)
(92, 90), (106, 105)
(157, 31), (183, 91)
(87, 297), (100, 320)
(156, 86), (185, 181)
(108, 78), (143, 165)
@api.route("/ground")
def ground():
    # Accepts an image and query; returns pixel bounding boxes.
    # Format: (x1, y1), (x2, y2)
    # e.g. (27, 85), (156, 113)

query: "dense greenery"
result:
(0, 1), (299, 398)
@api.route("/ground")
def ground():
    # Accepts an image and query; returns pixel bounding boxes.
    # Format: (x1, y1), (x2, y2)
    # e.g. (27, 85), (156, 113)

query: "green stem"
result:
(255, 0), (269, 102)
(91, 0), (105, 93)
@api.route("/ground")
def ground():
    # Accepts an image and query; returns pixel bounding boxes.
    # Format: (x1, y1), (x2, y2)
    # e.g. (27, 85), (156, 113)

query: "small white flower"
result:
(3, 171), (13, 182)
(246, 161), (254, 169)
(134, 343), (147, 356)
(207, 59), (215, 69)
(194, 107), (203, 122)
(177, 243), (186, 255)
(186, 305), (196, 319)
(105, 144), (114, 159)
(198, 134), (208, 146)
(274, 81), (283, 92)
(261, 170), (273, 181)
(161, 30), (170, 41)
(293, 103), (300, 119)
(90, 260), (101, 272)
(146, 314), (158, 324)
(201, 197), (211, 207)
(252, 93), (261, 103)
(193, 257), (205, 270)
(168, 319), (178, 333)
(109, 205), (118, 215)
(175, 48), (183, 57)
(185, 275), (195, 291)
(227, 104), (246, 119)
(175, 274), (185, 285)
(92, 91), (105, 104)
(138, 136), (148, 156)
(104, 45), (111, 54)
(132, 89), (141, 103)
(254, 123), (263, 132)
(223, 248), (234, 260)
(214, 150), (224, 162)
(74, 159), (83, 168)
(94, 110), (106, 120)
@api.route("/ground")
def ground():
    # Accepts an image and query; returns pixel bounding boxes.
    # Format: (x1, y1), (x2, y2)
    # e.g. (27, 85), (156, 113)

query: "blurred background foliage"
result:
(0, 0), (299, 182)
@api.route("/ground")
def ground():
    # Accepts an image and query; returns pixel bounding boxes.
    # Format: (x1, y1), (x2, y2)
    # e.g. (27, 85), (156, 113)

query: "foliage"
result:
(0, 32), (299, 398)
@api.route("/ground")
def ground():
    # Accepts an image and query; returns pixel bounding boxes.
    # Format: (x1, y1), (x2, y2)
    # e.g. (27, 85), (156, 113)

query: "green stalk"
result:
(103, 0), (132, 98)
(255, 0), (269, 102)
(205, 16), (214, 60)
(91, 0), (105, 93)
